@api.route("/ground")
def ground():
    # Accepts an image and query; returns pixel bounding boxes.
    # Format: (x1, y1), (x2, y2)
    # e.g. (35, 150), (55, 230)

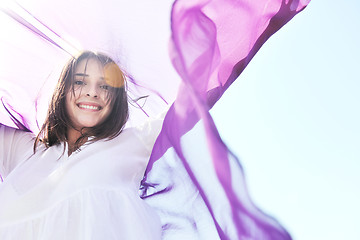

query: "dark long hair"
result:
(34, 51), (129, 152)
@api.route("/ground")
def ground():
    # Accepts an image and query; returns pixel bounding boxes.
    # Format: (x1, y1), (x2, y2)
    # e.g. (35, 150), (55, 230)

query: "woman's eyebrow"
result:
(74, 73), (105, 80)
(74, 73), (88, 77)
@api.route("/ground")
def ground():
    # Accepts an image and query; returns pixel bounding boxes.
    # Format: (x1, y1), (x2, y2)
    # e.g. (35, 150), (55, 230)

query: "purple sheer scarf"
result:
(0, 0), (310, 239)
(143, 0), (310, 239)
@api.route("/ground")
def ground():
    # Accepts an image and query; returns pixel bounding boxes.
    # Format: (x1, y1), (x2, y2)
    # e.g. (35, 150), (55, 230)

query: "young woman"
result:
(0, 51), (163, 239)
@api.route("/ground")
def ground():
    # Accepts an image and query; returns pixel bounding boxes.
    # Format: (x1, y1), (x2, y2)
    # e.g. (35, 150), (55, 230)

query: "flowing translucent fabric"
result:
(0, 0), (310, 239)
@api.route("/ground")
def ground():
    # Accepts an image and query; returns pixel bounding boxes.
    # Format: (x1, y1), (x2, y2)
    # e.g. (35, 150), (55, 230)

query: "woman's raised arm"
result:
(0, 124), (34, 180)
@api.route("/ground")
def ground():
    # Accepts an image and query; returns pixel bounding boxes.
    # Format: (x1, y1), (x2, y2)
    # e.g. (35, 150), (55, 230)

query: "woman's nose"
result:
(85, 84), (98, 98)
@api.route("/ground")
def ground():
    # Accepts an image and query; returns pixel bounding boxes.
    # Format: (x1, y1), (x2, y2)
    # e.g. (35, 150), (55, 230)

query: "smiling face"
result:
(65, 57), (112, 130)
(35, 51), (129, 152)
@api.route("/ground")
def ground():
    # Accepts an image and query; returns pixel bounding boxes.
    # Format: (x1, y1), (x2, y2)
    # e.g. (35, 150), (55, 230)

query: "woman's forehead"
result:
(75, 57), (104, 74)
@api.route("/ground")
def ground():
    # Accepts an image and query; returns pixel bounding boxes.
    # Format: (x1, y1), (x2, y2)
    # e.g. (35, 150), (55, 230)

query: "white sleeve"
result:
(133, 112), (166, 154)
(0, 124), (35, 179)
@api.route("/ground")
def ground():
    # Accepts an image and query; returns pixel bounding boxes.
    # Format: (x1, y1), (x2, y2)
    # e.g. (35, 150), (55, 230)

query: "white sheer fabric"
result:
(0, 121), (163, 240)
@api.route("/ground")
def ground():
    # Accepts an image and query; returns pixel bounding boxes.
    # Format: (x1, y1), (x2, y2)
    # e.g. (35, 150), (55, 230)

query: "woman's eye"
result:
(100, 85), (110, 90)
(74, 80), (85, 85)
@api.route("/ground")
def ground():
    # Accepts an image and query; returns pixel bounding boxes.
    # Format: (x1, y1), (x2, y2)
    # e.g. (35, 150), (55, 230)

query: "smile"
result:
(78, 104), (102, 110)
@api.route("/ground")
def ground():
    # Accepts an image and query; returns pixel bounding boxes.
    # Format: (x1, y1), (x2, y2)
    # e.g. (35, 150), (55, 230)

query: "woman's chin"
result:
(73, 121), (100, 130)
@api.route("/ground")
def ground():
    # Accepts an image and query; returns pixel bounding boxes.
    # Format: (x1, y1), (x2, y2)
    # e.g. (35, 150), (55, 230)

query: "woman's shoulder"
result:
(112, 114), (165, 153)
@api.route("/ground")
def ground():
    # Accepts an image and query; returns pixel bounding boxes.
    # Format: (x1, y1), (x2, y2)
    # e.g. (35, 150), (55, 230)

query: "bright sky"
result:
(211, 0), (360, 239)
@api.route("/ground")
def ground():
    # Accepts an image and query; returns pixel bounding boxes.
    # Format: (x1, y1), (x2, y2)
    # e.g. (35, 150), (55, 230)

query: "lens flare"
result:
(104, 63), (124, 88)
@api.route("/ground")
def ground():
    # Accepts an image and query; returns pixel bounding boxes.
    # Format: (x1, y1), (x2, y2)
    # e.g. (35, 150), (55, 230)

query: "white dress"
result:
(0, 120), (163, 240)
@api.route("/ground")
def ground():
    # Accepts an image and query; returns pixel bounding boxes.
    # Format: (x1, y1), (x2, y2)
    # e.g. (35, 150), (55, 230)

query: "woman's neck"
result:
(67, 128), (87, 156)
